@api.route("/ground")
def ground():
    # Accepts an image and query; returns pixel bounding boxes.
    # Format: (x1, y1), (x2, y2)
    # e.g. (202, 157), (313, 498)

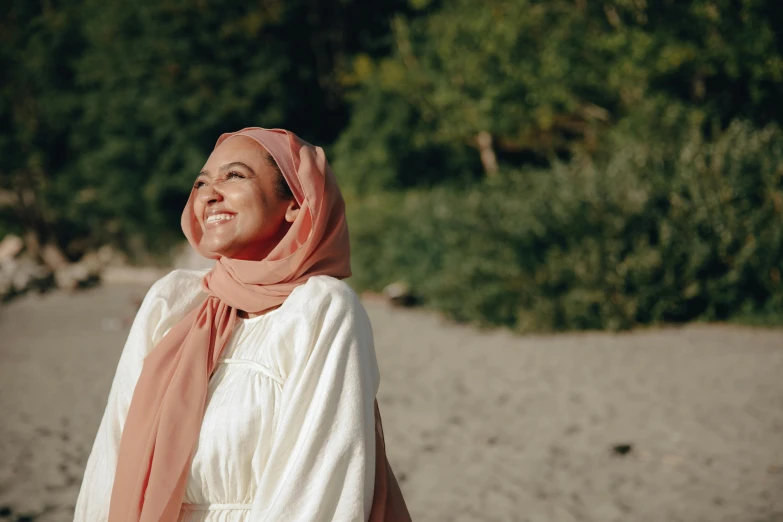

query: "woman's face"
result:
(192, 136), (298, 260)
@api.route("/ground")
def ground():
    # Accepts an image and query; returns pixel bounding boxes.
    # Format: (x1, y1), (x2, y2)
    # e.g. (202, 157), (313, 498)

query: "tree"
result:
(72, 0), (410, 256)
(334, 0), (783, 185)
(1, 0), (409, 258)
(0, 0), (85, 260)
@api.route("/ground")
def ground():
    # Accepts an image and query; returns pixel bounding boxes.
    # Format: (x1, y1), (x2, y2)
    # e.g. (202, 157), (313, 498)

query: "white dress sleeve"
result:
(73, 270), (204, 521)
(251, 281), (381, 521)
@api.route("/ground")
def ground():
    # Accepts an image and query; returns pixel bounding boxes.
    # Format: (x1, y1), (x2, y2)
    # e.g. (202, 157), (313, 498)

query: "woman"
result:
(74, 128), (409, 521)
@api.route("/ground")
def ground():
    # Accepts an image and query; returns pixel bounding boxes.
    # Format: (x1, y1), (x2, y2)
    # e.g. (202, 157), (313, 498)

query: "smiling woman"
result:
(74, 128), (410, 522)
(192, 136), (299, 262)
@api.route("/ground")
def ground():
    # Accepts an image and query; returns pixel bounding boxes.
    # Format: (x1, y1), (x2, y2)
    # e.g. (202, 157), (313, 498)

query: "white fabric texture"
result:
(74, 269), (380, 522)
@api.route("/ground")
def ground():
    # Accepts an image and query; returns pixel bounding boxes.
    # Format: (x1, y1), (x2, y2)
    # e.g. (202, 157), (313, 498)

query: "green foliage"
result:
(333, 0), (783, 190)
(0, 0), (86, 255)
(2, 0), (782, 330)
(70, 0), (412, 256)
(330, 81), (481, 195)
(0, 0), (408, 259)
(349, 115), (783, 331)
(386, 0), (612, 150)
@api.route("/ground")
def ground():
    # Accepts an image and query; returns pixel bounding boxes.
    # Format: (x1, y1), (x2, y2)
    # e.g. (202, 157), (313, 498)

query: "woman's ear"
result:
(284, 199), (300, 223)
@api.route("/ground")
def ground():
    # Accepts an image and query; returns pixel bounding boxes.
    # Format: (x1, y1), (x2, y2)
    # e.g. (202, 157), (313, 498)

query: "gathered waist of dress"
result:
(181, 503), (252, 511)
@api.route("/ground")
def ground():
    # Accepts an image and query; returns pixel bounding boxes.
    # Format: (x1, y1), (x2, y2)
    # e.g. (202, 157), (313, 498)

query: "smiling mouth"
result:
(205, 213), (236, 225)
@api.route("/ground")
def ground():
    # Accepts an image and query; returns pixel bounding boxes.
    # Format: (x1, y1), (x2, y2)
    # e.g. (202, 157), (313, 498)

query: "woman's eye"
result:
(227, 171), (244, 179)
(194, 180), (206, 189)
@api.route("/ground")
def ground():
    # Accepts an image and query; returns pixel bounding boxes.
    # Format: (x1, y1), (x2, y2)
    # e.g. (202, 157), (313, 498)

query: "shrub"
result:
(348, 119), (783, 331)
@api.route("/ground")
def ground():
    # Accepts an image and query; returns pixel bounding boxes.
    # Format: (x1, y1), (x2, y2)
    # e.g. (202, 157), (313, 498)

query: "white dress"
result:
(74, 269), (380, 521)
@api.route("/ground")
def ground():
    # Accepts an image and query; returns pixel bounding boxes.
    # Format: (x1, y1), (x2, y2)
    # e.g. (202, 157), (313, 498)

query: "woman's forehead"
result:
(203, 135), (269, 171)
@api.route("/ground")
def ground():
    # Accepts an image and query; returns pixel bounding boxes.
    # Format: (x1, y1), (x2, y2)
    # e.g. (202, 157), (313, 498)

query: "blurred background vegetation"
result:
(2, 0), (782, 331)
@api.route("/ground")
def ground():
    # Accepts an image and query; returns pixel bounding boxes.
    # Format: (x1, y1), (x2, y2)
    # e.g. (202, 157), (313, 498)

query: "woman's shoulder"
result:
(276, 276), (369, 344)
(121, 269), (208, 354)
(143, 268), (208, 315)
(275, 276), (374, 367)
(148, 268), (207, 297)
(289, 275), (363, 314)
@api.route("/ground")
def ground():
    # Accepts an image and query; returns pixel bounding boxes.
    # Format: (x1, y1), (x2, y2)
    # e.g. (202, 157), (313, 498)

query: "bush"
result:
(347, 118), (783, 331)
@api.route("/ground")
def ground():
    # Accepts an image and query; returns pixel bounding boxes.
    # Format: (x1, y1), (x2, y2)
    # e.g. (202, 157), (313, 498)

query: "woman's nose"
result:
(199, 184), (224, 204)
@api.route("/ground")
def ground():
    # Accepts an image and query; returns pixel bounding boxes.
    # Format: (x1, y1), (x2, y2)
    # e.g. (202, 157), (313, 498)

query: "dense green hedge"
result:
(347, 117), (783, 331)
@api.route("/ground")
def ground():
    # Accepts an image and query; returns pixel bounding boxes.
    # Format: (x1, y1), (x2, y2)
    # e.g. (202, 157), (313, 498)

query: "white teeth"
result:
(206, 213), (235, 224)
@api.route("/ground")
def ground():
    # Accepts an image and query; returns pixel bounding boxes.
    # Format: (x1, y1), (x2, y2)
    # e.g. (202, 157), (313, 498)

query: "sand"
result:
(0, 282), (781, 522)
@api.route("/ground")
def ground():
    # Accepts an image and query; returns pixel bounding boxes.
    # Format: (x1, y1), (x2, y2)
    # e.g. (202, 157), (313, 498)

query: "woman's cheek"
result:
(192, 205), (204, 230)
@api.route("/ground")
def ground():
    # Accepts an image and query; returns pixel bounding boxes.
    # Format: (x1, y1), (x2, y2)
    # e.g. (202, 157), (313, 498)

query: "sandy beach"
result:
(0, 281), (781, 522)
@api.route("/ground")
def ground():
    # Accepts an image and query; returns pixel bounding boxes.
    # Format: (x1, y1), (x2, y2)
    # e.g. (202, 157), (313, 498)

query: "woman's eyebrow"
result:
(196, 162), (256, 180)
(219, 162), (256, 175)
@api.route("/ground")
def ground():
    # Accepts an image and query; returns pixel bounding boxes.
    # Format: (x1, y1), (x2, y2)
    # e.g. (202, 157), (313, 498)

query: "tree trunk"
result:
(476, 131), (498, 176)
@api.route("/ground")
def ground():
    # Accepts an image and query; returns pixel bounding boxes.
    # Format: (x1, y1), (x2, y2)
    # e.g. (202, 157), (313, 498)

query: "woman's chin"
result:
(200, 235), (237, 258)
